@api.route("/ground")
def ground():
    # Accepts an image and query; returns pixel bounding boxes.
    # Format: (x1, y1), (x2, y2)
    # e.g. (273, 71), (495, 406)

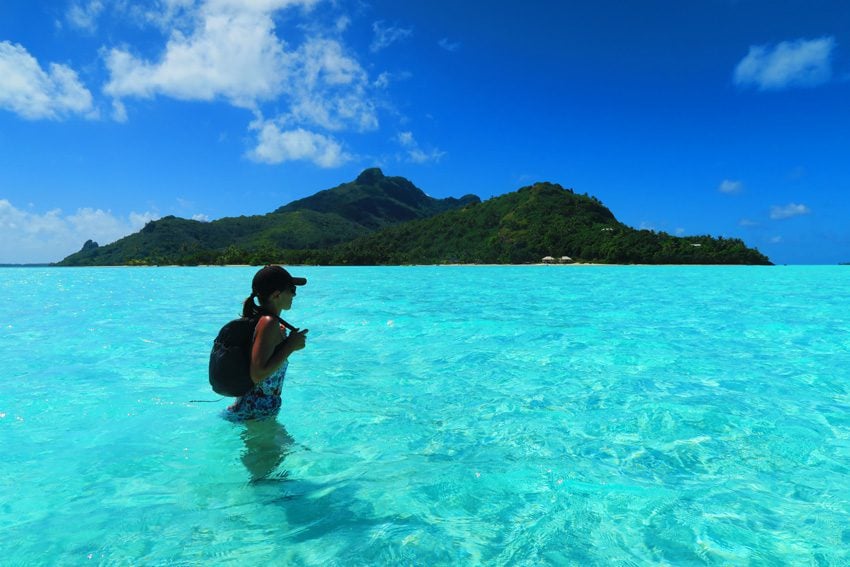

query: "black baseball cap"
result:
(252, 265), (307, 296)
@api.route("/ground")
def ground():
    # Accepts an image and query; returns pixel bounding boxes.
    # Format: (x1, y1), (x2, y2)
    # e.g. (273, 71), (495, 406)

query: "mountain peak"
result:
(355, 168), (385, 184)
(274, 169), (474, 231)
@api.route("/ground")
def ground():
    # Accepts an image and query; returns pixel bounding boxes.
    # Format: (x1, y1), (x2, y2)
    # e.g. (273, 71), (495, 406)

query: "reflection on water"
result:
(239, 419), (295, 482)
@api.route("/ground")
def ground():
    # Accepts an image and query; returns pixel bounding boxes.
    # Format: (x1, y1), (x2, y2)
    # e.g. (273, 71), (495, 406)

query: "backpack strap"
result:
(253, 309), (299, 333)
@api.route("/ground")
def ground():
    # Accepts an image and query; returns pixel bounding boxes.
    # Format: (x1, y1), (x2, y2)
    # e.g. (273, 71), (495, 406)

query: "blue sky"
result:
(1, 0), (848, 264)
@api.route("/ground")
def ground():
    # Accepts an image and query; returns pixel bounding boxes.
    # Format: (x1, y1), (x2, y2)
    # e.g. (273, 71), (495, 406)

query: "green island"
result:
(57, 168), (771, 266)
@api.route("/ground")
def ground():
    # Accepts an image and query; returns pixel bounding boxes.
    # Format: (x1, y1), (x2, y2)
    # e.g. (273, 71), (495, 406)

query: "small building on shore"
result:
(542, 255), (575, 264)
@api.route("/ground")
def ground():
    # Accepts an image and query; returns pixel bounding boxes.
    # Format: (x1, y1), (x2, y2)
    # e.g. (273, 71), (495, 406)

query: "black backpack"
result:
(209, 313), (297, 397)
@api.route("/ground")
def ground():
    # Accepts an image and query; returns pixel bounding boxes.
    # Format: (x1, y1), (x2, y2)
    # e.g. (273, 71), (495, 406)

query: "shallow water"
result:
(1, 265), (849, 564)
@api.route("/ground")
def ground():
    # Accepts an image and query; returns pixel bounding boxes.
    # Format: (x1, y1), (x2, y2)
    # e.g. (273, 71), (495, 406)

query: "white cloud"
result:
(111, 99), (128, 122)
(395, 130), (444, 163)
(438, 38), (460, 52)
(734, 37), (836, 90)
(66, 0), (105, 32)
(0, 199), (158, 264)
(0, 41), (96, 120)
(396, 131), (415, 147)
(335, 15), (351, 32)
(770, 203), (811, 220)
(373, 70), (412, 89)
(129, 0), (316, 26)
(192, 213), (210, 222)
(407, 148), (445, 163)
(718, 179), (743, 194)
(248, 120), (350, 167)
(103, 0), (377, 164)
(207, 0), (317, 10)
(118, 0), (198, 31)
(104, 1), (363, 115)
(103, 5), (293, 108)
(285, 38), (378, 131)
(370, 21), (413, 53)
(374, 72), (391, 89)
(739, 218), (759, 227)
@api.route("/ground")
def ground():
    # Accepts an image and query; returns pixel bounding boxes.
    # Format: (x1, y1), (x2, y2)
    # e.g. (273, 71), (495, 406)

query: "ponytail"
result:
(242, 292), (259, 318)
(241, 290), (298, 332)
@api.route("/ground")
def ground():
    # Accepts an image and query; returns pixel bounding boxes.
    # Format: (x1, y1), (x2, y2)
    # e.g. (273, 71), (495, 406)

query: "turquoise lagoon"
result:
(1, 266), (849, 565)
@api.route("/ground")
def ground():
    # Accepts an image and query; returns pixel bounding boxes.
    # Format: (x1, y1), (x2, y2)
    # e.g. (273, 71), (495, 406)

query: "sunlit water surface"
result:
(1, 266), (849, 565)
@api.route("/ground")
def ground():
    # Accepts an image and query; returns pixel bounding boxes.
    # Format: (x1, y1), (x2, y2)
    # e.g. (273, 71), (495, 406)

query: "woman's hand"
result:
(286, 328), (309, 352)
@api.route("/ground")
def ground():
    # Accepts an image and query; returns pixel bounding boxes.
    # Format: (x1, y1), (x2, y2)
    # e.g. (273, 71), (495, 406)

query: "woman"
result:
(225, 265), (309, 421)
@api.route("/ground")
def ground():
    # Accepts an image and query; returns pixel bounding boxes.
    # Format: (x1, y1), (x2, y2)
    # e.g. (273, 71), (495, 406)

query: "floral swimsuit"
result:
(224, 323), (289, 423)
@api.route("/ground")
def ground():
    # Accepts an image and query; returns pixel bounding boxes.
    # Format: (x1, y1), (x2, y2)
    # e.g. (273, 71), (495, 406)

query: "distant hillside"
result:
(58, 168), (478, 266)
(287, 182), (772, 265)
(57, 173), (770, 266)
(276, 168), (478, 229)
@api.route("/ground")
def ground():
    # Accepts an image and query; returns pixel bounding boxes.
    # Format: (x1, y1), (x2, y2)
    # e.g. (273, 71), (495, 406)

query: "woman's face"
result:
(273, 286), (295, 311)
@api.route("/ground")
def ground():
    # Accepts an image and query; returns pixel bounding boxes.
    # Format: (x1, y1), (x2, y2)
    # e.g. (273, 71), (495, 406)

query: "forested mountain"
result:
(58, 169), (478, 266)
(288, 182), (772, 265)
(57, 172), (771, 266)
(276, 168), (478, 229)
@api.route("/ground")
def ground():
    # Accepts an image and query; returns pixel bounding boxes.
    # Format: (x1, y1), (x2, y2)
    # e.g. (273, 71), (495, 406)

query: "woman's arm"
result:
(249, 316), (307, 383)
